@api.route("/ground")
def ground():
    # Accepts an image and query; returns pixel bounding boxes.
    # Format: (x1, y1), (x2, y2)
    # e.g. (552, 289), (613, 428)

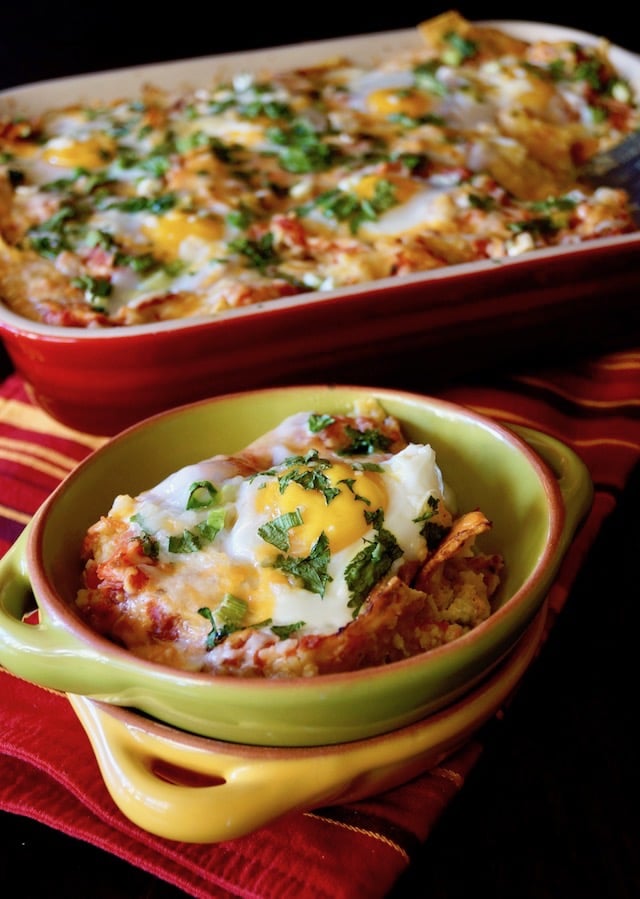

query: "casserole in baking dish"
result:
(1, 14), (639, 433)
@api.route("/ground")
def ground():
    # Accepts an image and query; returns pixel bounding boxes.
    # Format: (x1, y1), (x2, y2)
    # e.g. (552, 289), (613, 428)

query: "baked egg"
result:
(75, 400), (502, 677)
(81, 409), (451, 636)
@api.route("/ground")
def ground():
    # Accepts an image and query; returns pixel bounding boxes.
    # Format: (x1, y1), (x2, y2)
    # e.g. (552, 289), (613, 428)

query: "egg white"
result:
(358, 184), (455, 238)
(117, 436), (449, 638)
(346, 68), (417, 112)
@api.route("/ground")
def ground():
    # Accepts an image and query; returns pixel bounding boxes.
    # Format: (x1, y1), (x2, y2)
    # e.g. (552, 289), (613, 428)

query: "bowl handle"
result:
(67, 694), (405, 843)
(0, 528), (136, 692)
(0, 527), (83, 657)
(68, 604), (547, 843)
(510, 425), (594, 549)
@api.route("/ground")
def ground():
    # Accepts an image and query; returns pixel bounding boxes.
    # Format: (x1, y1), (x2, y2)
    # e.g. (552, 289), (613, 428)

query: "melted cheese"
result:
(1, 12), (638, 327)
(75, 405), (504, 677)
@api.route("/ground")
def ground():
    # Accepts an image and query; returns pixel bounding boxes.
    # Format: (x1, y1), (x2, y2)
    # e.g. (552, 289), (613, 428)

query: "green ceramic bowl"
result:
(0, 385), (592, 747)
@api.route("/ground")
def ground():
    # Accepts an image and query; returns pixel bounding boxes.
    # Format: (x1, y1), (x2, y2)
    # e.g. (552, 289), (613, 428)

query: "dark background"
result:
(0, 4), (636, 91)
(1, 5), (639, 898)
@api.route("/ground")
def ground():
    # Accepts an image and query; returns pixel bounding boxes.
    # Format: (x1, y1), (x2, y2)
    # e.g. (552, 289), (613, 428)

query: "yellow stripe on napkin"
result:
(0, 504), (31, 526)
(0, 442), (73, 480)
(0, 397), (107, 451)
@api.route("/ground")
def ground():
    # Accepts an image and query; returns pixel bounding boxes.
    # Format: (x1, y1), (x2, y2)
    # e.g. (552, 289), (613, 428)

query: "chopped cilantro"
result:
(308, 413), (335, 433)
(336, 477), (371, 505)
(413, 496), (449, 549)
(387, 112), (446, 129)
(130, 513), (160, 559)
(104, 193), (177, 214)
(228, 232), (280, 272)
(266, 120), (338, 173)
(339, 425), (392, 456)
(7, 168), (24, 187)
(344, 508), (403, 616)
(258, 508), (304, 551)
(442, 30), (478, 65)
(413, 61), (447, 96)
(199, 593), (248, 649)
(272, 532), (332, 596)
(277, 450), (340, 503)
(508, 217), (559, 236)
(422, 521), (449, 551)
(271, 621), (305, 639)
(468, 193), (497, 211)
(296, 178), (399, 234)
(226, 205), (254, 230)
(168, 529), (202, 553)
(70, 274), (112, 310)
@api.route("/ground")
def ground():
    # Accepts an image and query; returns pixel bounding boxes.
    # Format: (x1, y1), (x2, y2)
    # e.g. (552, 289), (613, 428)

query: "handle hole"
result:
(151, 758), (226, 788)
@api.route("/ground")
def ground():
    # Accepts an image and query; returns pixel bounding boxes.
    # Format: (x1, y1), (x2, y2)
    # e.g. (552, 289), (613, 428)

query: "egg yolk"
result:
(366, 87), (432, 118)
(354, 173), (419, 205)
(142, 210), (224, 261)
(214, 557), (279, 625)
(42, 135), (116, 169)
(517, 76), (556, 114)
(256, 460), (386, 557)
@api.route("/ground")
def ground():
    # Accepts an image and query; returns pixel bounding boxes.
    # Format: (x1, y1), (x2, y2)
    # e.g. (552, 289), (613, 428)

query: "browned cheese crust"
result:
(1, 11), (639, 327)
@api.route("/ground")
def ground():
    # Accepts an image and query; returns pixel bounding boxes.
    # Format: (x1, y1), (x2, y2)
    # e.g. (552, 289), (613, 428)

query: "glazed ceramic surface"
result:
(68, 604), (547, 843)
(0, 385), (592, 746)
(1, 22), (639, 435)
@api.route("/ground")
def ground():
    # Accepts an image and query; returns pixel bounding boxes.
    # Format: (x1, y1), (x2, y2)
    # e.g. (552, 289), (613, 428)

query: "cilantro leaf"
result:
(339, 425), (392, 456)
(272, 532), (332, 596)
(198, 593), (248, 649)
(271, 621), (305, 639)
(345, 509), (403, 616)
(130, 512), (160, 559)
(277, 450), (341, 503)
(228, 232), (281, 272)
(258, 508), (304, 551)
(308, 413), (335, 433)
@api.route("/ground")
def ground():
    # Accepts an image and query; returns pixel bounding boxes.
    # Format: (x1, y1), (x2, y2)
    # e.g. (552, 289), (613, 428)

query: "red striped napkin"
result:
(1, 349), (639, 899)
